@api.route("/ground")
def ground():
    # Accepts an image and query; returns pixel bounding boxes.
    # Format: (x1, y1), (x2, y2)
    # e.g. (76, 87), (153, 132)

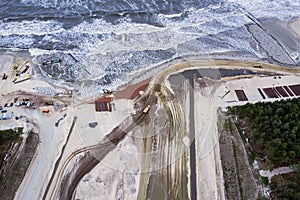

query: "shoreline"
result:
(2, 48), (300, 199)
(288, 17), (300, 38)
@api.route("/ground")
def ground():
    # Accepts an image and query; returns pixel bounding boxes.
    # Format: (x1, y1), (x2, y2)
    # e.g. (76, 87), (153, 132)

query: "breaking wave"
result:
(0, 0), (299, 97)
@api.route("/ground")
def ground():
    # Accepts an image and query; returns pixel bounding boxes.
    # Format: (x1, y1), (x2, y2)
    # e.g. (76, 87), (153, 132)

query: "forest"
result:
(227, 98), (300, 168)
(270, 171), (300, 200)
(227, 98), (300, 199)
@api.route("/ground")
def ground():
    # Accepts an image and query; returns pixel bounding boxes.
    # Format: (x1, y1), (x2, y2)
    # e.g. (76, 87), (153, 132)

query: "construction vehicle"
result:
(13, 74), (30, 84)
(17, 61), (29, 72)
(42, 58), (61, 66)
(42, 109), (50, 113)
(2, 73), (8, 80)
(44, 101), (53, 105)
(253, 64), (262, 68)
(18, 65), (29, 74)
(60, 107), (67, 112)
(13, 63), (19, 70)
(103, 89), (113, 94)
(143, 105), (151, 114)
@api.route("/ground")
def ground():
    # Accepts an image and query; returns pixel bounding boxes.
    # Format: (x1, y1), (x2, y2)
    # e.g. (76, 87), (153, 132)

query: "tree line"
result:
(227, 98), (300, 168)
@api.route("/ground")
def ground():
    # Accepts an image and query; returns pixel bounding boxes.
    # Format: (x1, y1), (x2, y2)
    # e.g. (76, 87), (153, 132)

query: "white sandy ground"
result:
(75, 136), (141, 200)
(219, 75), (300, 108)
(194, 81), (225, 200)
(73, 75), (300, 200)
(3, 65), (298, 200)
(5, 16), (300, 199)
(289, 18), (300, 38)
(43, 99), (137, 200)
(259, 167), (294, 183)
(190, 73), (300, 200)
(0, 53), (74, 200)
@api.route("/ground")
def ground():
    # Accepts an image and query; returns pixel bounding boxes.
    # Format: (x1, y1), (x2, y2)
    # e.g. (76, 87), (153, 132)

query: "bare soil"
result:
(219, 118), (258, 200)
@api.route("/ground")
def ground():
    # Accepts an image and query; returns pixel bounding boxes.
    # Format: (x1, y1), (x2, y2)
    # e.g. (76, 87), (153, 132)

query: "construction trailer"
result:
(13, 74), (30, 84)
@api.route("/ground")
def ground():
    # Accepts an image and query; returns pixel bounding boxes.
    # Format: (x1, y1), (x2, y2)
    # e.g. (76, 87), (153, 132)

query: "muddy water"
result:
(152, 181), (166, 200)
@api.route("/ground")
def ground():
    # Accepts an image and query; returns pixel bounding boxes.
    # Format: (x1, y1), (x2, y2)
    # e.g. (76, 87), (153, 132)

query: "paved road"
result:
(185, 73), (197, 200)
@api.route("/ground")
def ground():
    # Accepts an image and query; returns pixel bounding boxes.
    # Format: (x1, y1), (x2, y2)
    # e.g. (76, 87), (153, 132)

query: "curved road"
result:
(44, 58), (300, 200)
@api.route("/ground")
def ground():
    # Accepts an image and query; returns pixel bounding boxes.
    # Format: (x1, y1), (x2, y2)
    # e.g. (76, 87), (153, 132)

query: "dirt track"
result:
(45, 58), (300, 200)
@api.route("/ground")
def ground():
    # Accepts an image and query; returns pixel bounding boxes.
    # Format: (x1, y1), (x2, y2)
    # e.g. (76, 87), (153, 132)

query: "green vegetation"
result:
(270, 171), (300, 200)
(0, 128), (22, 142)
(219, 118), (257, 199)
(0, 128), (23, 163)
(228, 98), (300, 168)
(0, 132), (39, 200)
(227, 98), (300, 199)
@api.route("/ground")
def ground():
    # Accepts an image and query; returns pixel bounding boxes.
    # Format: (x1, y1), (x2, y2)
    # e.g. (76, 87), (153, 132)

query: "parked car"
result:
(4, 103), (8, 107)
(1, 110), (7, 113)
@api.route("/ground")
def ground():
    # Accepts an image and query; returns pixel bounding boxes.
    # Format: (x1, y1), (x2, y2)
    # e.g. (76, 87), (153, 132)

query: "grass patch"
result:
(0, 131), (39, 200)
(261, 176), (269, 186)
(232, 141), (244, 198)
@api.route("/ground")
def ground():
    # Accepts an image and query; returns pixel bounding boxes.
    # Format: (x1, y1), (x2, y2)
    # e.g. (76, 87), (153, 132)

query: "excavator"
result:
(103, 89), (113, 94)
(2, 73), (8, 80)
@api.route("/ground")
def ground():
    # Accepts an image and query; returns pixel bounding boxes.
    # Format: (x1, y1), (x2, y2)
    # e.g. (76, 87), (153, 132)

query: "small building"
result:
(95, 97), (113, 112)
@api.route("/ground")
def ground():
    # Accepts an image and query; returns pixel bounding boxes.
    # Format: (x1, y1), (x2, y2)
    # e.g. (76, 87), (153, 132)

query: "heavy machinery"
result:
(253, 64), (262, 68)
(42, 109), (50, 113)
(2, 73), (8, 80)
(42, 59), (61, 66)
(44, 101), (54, 105)
(143, 105), (151, 114)
(103, 89), (113, 94)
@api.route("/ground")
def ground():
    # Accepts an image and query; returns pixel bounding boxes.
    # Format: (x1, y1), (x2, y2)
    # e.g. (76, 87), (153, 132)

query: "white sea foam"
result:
(21, 0), (92, 9)
(0, 20), (64, 36)
(28, 48), (62, 56)
(2, 0), (300, 98)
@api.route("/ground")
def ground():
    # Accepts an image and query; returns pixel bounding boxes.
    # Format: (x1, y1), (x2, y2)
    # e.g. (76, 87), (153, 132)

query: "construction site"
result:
(0, 13), (299, 200)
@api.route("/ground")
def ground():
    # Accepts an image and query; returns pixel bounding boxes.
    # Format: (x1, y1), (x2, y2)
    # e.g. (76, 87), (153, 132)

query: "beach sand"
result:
(289, 17), (300, 38)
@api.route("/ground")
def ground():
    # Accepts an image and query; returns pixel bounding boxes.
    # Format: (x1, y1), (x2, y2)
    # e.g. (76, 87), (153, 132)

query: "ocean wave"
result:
(0, 19), (64, 36)
(0, 0), (299, 98)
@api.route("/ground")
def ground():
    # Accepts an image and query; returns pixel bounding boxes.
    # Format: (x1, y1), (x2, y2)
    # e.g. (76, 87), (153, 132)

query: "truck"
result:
(18, 65), (29, 74)
(143, 105), (151, 114)
(2, 73), (8, 80)
(44, 101), (53, 105)
(13, 74), (30, 84)
(103, 89), (113, 94)
(42, 109), (50, 113)
(253, 64), (262, 68)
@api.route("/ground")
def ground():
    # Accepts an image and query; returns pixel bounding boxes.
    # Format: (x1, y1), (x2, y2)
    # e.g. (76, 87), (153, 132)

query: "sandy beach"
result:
(289, 17), (300, 37)
(2, 52), (299, 200)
